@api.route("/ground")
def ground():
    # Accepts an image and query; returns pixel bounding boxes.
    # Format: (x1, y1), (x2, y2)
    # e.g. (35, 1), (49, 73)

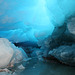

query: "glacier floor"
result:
(19, 58), (75, 75)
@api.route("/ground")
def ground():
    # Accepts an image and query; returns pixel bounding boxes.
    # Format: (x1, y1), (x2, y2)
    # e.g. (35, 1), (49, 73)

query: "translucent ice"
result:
(0, 38), (28, 68)
(0, 0), (75, 43)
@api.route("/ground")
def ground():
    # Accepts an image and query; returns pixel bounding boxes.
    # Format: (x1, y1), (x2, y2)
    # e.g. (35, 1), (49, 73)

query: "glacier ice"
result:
(49, 44), (75, 66)
(0, 0), (54, 43)
(0, 38), (28, 69)
(0, 38), (14, 68)
(0, 0), (75, 43)
(0, 0), (75, 60)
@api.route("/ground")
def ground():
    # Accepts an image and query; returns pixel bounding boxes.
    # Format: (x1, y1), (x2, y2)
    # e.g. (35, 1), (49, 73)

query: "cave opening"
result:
(0, 0), (75, 75)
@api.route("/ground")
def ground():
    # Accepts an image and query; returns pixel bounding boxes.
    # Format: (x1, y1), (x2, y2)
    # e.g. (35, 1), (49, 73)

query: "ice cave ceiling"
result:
(0, 0), (75, 43)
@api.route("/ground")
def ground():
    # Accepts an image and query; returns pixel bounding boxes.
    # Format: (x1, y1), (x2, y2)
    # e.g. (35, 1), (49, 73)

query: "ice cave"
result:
(0, 0), (75, 75)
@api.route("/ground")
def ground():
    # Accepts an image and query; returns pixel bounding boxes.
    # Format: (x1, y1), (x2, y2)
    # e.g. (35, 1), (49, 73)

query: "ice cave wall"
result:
(0, 0), (75, 43)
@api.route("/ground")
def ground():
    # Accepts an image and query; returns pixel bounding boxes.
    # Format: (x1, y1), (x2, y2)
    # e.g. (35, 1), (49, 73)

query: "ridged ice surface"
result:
(0, 0), (75, 43)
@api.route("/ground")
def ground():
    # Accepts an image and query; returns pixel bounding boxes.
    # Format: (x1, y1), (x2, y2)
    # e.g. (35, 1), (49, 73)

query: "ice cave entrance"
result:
(0, 0), (75, 75)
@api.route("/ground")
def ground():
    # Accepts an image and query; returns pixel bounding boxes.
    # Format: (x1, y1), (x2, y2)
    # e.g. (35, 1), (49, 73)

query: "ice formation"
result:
(0, 0), (75, 72)
(0, 0), (75, 43)
(0, 38), (14, 68)
(0, 0), (53, 43)
(0, 38), (28, 69)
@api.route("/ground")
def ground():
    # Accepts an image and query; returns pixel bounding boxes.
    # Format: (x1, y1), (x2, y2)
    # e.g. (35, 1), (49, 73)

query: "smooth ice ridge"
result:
(0, 0), (75, 43)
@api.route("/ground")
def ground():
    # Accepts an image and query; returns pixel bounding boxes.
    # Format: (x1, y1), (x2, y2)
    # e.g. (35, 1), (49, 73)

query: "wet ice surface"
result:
(20, 59), (75, 75)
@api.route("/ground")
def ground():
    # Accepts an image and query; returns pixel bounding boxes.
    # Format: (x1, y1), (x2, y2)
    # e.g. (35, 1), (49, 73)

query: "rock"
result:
(52, 24), (66, 39)
(38, 16), (75, 58)
(31, 48), (43, 60)
(47, 17), (75, 66)
(49, 44), (75, 66)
